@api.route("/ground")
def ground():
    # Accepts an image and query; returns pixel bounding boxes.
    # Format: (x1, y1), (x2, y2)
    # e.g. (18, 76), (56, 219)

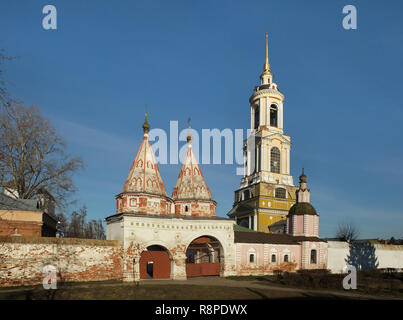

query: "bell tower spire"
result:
(260, 32), (273, 85)
(263, 31), (270, 74)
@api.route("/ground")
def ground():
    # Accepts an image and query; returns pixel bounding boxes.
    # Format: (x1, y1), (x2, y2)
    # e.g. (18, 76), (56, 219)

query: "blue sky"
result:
(1, 0), (402, 239)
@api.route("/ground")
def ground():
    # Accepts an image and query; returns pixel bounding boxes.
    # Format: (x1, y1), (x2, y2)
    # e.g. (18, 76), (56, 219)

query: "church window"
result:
(270, 104), (278, 127)
(271, 254), (276, 263)
(284, 254), (289, 262)
(275, 188), (286, 199)
(270, 147), (281, 173)
(254, 105), (260, 129)
(311, 250), (317, 264)
(244, 189), (250, 200)
(249, 254), (255, 263)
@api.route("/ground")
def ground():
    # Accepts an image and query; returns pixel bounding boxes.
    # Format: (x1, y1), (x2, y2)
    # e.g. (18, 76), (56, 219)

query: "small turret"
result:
(287, 168), (319, 237)
(296, 168), (310, 203)
(116, 108), (172, 215)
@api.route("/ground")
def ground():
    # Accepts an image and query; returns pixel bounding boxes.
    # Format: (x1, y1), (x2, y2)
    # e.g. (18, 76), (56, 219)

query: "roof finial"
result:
(187, 117), (192, 143)
(299, 167), (307, 184)
(263, 31), (270, 74)
(142, 104), (150, 134)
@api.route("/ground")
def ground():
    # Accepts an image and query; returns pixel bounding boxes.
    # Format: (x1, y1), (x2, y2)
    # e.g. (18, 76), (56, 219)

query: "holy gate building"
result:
(105, 35), (328, 281)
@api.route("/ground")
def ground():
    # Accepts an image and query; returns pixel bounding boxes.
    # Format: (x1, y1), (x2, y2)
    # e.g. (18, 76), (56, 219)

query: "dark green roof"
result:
(233, 224), (256, 232)
(288, 202), (318, 216)
(234, 231), (326, 244)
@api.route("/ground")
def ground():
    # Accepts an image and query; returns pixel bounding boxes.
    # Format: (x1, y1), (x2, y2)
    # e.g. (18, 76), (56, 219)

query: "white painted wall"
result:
(327, 241), (349, 273)
(107, 214), (237, 281)
(327, 241), (403, 273)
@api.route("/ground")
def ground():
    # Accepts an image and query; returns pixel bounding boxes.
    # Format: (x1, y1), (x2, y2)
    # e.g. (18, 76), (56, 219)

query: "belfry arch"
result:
(185, 235), (224, 277)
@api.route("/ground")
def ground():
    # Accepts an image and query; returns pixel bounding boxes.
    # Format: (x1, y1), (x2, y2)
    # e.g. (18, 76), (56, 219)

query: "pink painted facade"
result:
(235, 240), (327, 275)
(234, 170), (327, 275)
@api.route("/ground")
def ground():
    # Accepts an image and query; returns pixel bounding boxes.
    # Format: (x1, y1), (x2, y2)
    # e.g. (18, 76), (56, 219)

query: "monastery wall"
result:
(327, 240), (403, 273)
(0, 236), (123, 287)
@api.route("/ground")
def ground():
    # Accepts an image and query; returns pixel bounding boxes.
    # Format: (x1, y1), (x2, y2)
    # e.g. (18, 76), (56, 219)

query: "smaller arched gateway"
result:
(186, 236), (223, 277)
(139, 245), (172, 279)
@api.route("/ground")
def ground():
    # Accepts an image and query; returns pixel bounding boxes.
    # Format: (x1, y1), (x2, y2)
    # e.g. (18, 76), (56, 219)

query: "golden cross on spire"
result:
(263, 31), (271, 74)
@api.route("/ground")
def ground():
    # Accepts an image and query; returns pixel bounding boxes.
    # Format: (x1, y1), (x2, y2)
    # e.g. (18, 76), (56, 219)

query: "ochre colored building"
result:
(0, 193), (57, 237)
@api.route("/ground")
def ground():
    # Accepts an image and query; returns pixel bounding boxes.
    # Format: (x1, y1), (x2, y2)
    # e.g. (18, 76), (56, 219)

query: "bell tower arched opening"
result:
(270, 104), (278, 127)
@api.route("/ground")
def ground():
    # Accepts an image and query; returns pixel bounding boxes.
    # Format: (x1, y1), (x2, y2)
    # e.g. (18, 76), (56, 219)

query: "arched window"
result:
(311, 250), (317, 264)
(271, 254), (276, 263)
(254, 105), (260, 129)
(270, 147), (281, 173)
(275, 187), (286, 199)
(270, 104), (278, 127)
(284, 254), (289, 263)
(185, 205), (189, 212)
(244, 190), (250, 200)
(249, 254), (255, 263)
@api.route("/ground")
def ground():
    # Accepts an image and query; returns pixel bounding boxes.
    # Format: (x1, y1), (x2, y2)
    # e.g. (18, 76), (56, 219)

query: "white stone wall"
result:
(327, 241), (403, 273)
(107, 214), (237, 281)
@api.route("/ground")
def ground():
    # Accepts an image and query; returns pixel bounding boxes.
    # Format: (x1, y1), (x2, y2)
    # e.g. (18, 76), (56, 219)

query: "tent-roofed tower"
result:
(116, 111), (173, 215)
(171, 119), (217, 216)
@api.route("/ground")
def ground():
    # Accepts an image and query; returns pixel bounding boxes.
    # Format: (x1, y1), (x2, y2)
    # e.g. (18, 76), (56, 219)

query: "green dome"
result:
(288, 202), (317, 216)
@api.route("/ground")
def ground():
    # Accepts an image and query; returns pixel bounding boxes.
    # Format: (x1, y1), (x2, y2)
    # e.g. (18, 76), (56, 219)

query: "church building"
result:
(106, 34), (327, 281)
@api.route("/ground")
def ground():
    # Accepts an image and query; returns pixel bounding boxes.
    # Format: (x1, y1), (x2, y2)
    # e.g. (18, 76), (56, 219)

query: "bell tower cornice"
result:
(249, 88), (284, 104)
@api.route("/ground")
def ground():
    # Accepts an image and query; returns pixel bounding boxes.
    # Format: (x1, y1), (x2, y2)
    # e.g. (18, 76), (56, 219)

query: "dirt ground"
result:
(0, 275), (401, 300)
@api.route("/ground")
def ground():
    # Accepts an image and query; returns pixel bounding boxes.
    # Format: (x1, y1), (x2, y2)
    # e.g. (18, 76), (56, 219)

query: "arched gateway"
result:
(139, 245), (172, 279)
(186, 236), (223, 277)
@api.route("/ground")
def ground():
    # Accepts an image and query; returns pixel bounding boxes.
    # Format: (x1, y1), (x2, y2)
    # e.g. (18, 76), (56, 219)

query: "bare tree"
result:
(0, 48), (16, 110)
(87, 219), (106, 240)
(0, 101), (84, 209)
(335, 222), (360, 242)
(64, 205), (105, 239)
(66, 205), (87, 238)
